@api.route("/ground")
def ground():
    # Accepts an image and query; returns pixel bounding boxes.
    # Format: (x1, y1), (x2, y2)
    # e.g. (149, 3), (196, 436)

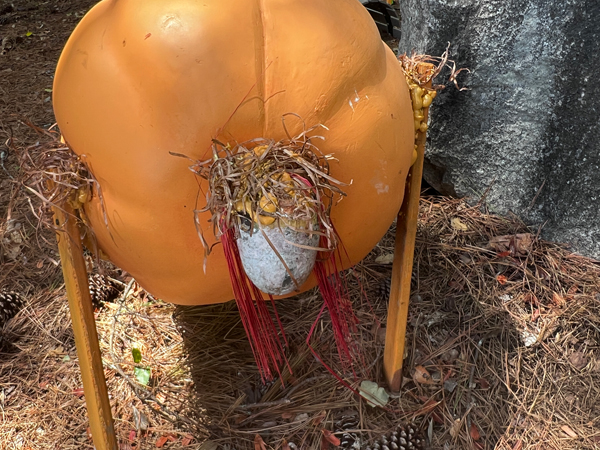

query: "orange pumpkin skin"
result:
(53, 0), (414, 305)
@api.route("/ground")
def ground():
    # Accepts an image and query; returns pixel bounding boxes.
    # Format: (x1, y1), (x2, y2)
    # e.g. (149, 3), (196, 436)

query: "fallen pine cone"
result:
(0, 290), (23, 326)
(88, 273), (120, 306)
(334, 410), (361, 449)
(364, 423), (425, 450)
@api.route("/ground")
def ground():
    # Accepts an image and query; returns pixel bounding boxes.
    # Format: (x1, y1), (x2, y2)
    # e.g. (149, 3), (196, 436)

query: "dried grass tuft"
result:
(399, 44), (470, 91)
(12, 125), (98, 229)
(171, 117), (346, 263)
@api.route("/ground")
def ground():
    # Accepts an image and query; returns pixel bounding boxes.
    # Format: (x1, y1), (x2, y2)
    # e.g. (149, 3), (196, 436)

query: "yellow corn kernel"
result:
(411, 94), (423, 111)
(77, 187), (90, 204)
(235, 200), (253, 215)
(253, 145), (269, 157)
(414, 120), (422, 131)
(275, 172), (295, 194)
(275, 172), (292, 183)
(258, 215), (276, 226)
(422, 94), (433, 108)
(419, 122), (428, 133)
(259, 194), (277, 213)
(414, 109), (424, 120)
(411, 149), (418, 166)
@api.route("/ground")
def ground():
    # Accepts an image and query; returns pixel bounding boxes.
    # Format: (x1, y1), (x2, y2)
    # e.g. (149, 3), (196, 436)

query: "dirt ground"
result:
(2, 2), (600, 450)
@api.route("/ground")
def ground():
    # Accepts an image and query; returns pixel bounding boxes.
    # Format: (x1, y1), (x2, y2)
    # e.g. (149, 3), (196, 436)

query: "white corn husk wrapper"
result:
(237, 223), (319, 295)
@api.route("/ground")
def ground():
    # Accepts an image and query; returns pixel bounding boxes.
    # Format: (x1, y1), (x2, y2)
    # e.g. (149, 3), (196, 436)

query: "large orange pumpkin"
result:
(53, 0), (414, 305)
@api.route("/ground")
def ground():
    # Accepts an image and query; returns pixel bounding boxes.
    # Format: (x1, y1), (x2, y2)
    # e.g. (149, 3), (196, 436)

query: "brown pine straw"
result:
(11, 125), (98, 228)
(3, 193), (600, 449)
(399, 44), (470, 90)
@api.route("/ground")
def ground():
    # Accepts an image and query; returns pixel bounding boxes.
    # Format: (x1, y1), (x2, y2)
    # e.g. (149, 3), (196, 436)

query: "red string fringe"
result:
(220, 224), (289, 383)
(221, 218), (363, 385)
(312, 242), (363, 378)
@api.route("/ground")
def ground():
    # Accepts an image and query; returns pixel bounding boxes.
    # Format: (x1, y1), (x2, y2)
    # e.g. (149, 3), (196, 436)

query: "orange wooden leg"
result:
(53, 202), (118, 450)
(383, 78), (430, 392)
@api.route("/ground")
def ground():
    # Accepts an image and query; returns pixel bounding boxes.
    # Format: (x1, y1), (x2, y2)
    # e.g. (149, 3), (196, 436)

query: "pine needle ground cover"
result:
(2, 195), (599, 449)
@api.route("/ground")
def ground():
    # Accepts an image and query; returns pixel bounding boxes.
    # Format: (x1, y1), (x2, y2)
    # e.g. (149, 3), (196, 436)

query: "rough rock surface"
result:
(399, 0), (600, 259)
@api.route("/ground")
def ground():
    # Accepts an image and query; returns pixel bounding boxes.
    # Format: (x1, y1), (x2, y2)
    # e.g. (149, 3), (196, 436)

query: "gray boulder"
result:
(399, 0), (600, 259)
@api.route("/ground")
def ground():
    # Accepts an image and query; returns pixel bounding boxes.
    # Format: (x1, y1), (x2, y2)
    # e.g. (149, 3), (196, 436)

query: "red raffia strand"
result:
(311, 238), (364, 379)
(290, 175), (362, 371)
(308, 248), (398, 409)
(220, 222), (290, 383)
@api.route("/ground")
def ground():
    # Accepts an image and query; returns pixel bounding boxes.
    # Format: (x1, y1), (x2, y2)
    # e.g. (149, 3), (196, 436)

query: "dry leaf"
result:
(375, 326), (386, 344)
(155, 436), (168, 448)
(128, 430), (136, 442)
(489, 233), (533, 256)
(132, 405), (149, 431)
(567, 285), (579, 295)
(359, 380), (389, 407)
(232, 414), (246, 425)
(451, 217), (468, 231)
(470, 423), (481, 440)
(321, 429), (341, 446)
(459, 253), (472, 264)
(49, 345), (64, 355)
(281, 412), (293, 420)
(443, 369), (454, 382)
(254, 434), (267, 450)
(72, 387), (85, 398)
(375, 253), (394, 264)
(478, 378), (490, 389)
(181, 435), (193, 446)
(449, 419), (461, 438)
(561, 425), (578, 438)
(569, 352), (588, 370)
(496, 274), (507, 285)
(552, 292), (566, 307)
(312, 410), (326, 426)
(413, 365), (434, 384)
(523, 293), (540, 305)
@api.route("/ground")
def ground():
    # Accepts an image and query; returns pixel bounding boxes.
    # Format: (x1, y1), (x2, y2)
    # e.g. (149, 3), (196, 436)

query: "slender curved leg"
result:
(53, 202), (118, 449)
(383, 70), (431, 392)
